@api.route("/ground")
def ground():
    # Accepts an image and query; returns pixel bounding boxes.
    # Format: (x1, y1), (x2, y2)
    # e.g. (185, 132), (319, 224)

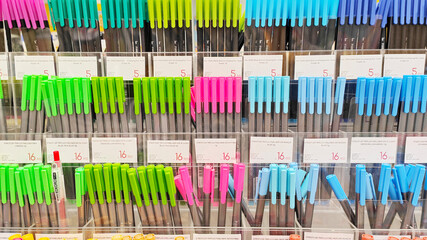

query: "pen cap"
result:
(195, 77), (202, 113)
(155, 165), (168, 205)
(378, 163), (391, 192)
(265, 77), (272, 114)
(8, 164), (18, 204)
(33, 164), (44, 204)
(235, 77), (242, 113)
(269, 164), (278, 204)
(395, 164), (408, 193)
(249, 76), (256, 113)
(40, 165), (52, 205)
(203, 165), (213, 194)
(233, 163), (245, 203)
(136, 166), (151, 206)
(75, 167), (84, 207)
(112, 163), (123, 203)
(308, 164), (319, 204)
(14, 167), (25, 207)
(93, 164), (106, 204)
(326, 174), (347, 201)
(359, 168), (366, 206)
(202, 77), (210, 113)
(308, 77), (315, 114)
(23, 165), (35, 205)
(391, 169), (403, 203)
(178, 166), (194, 205)
(278, 164), (287, 205)
(164, 167), (177, 207)
(273, 76), (281, 114)
(258, 168), (270, 196)
(183, 77), (191, 114)
(0, 165), (8, 204)
(219, 164), (230, 204)
(133, 78), (142, 115)
(355, 164), (364, 194)
(257, 77), (264, 114)
(127, 168), (143, 207)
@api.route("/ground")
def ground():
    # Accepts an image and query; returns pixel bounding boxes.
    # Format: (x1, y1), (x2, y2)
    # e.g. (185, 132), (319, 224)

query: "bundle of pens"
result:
(248, 76), (290, 134)
(297, 77), (347, 133)
(353, 77), (403, 133)
(38, 76), (93, 134)
(385, 0), (427, 49)
(91, 77), (129, 134)
(47, 0), (101, 52)
(398, 75), (427, 132)
(0, 164), (60, 228)
(327, 164), (426, 234)
(196, 0), (241, 53)
(20, 75), (46, 140)
(3, 0), (53, 52)
(336, 0), (382, 50)
(80, 164), (183, 233)
(135, 77), (192, 138)
(250, 163), (319, 235)
(193, 77), (242, 136)
(147, 0), (192, 52)
(101, 0), (149, 52)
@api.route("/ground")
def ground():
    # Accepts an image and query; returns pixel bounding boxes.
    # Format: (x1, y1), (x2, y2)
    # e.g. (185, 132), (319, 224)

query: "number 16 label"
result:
(195, 138), (237, 163)
(303, 138), (348, 163)
(351, 137), (398, 163)
(46, 138), (90, 163)
(147, 140), (190, 163)
(92, 137), (137, 163)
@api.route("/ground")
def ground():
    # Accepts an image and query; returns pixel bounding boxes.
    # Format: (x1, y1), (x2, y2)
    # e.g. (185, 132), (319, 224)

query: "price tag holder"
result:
(58, 56), (98, 78)
(155, 235), (191, 240)
(303, 138), (348, 163)
(404, 137), (427, 163)
(243, 55), (283, 80)
(250, 137), (293, 163)
(92, 234), (153, 240)
(252, 236), (289, 240)
(14, 55), (55, 79)
(304, 232), (354, 240)
(106, 56), (146, 80)
(383, 54), (426, 77)
(0, 140), (42, 163)
(294, 55), (336, 79)
(372, 236), (410, 240)
(0, 54), (8, 80)
(340, 55), (383, 79)
(153, 56), (192, 78)
(36, 234), (84, 240)
(0, 233), (19, 240)
(351, 137), (398, 163)
(193, 234), (241, 240)
(92, 137), (137, 163)
(195, 138), (237, 163)
(147, 140), (190, 163)
(204, 57), (243, 77)
(46, 138), (90, 163)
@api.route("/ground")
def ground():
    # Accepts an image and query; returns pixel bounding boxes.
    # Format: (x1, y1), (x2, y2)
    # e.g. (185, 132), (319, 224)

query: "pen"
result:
(85, 164), (102, 227)
(203, 165), (213, 227)
(94, 164), (110, 227)
(217, 164), (229, 233)
(327, 174), (356, 225)
(355, 165), (366, 229)
(421, 167), (427, 228)
(178, 166), (202, 230)
(52, 151), (67, 228)
(33, 164), (50, 227)
(155, 165), (173, 233)
(112, 163), (126, 227)
(278, 164), (287, 233)
(137, 166), (157, 228)
(255, 168), (270, 230)
(103, 163), (117, 227)
(41, 165), (58, 227)
(9, 165), (21, 227)
(14, 167), (31, 227)
(286, 167), (296, 235)
(120, 164), (135, 227)
(401, 165), (425, 232)
(75, 167), (85, 227)
(91, 77), (104, 133)
(164, 167), (183, 234)
(332, 77), (346, 132)
(269, 164), (278, 232)
(127, 167), (149, 227)
(231, 163), (245, 229)
(302, 164), (319, 228)
(146, 165), (164, 227)
(374, 164), (391, 231)
(23, 165), (42, 227)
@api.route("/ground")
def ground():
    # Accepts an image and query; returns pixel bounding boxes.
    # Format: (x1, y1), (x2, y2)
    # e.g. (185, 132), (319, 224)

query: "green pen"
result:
(142, 77), (153, 133)
(56, 78), (71, 134)
(149, 77), (161, 134)
(147, 0), (158, 52)
(20, 76), (31, 138)
(100, 77), (113, 133)
(134, 78), (143, 133)
(93, 164), (110, 226)
(23, 165), (42, 227)
(0, 79), (6, 134)
(15, 167), (31, 227)
(121, 164), (135, 226)
(82, 78), (94, 133)
(183, 77), (191, 134)
(155, 165), (173, 232)
(84, 164), (102, 227)
(41, 81), (56, 133)
(166, 77), (176, 135)
(115, 77), (129, 133)
(107, 77), (120, 133)
(91, 77), (104, 133)
(41, 165), (59, 227)
(75, 167), (85, 227)
(27, 75), (38, 137)
(218, 0), (225, 53)
(155, 0), (164, 52)
(0, 165), (11, 227)
(9, 164), (21, 227)
(103, 163), (117, 227)
(146, 165), (163, 226)
(165, 166), (183, 233)
(47, 79), (63, 133)
(33, 164), (50, 227)
(158, 77), (169, 135)
(127, 168), (149, 226)
(112, 163), (126, 227)
(196, 0), (203, 53)
(74, 78), (86, 133)
(184, 0), (192, 51)
(137, 166), (156, 227)
(35, 76), (45, 138)
(174, 77), (184, 133)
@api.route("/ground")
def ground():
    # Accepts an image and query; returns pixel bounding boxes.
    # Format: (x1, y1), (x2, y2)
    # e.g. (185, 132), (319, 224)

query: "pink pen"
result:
(217, 164), (230, 233)
(232, 163), (245, 228)
(174, 175), (187, 201)
(190, 87), (196, 122)
(219, 77), (226, 135)
(33, 0), (45, 29)
(178, 166), (202, 228)
(22, 0), (37, 29)
(226, 77), (234, 133)
(195, 77), (203, 134)
(9, 0), (21, 28)
(202, 77), (210, 133)
(211, 77), (219, 135)
(235, 77), (242, 133)
(16, 0), (31, 29)
(202, 165), (213, 227)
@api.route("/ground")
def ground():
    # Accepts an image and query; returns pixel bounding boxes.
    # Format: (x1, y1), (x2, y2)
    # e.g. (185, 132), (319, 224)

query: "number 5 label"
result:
(46, 138), (90, 163)
(351, 137), (398, 163)
(58, 56), (98, 78)
(147, 140), (190, 163)
(243, 55), (283, 80)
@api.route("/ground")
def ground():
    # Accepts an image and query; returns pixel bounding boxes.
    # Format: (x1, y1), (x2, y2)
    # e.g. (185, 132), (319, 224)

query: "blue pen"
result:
(419, 76), (427, 132)
(278, 164), (287, 230)
(413, 75), (424, 131)
(398, 76), (413, 132)
(383, 168), (405, 229)
(386, 77), (403, 132)
(256, 77), (264, 133)
(254, 168), (269, 227)
(406, 75), (422, 131)
(265, 77), (273, 133)
(374, 163), (391, 229)
(370, 78), (384, 132)
(401, 165), (425, 230)
(421, 162), (427, 228)
(273, 76), (282, 133)
(295, 168), (306, 223)
(269, 164), (278, 230)
(302, 164), (319, 228)
(248, 76), (257, 133)
(327, 174), (356, 225)
(362, 78), (375, 132)
(298, 77), (307, 132)
(286, 168), (296, 231)
(314, 77), (324, 132)
(365, 172), (376, 228)
(354, 77), (366, 132)
(307, 77), (315, 132)
(323, 77), (332, 132)
(356, 165), (366, 228)
(332, 77), (346, 132)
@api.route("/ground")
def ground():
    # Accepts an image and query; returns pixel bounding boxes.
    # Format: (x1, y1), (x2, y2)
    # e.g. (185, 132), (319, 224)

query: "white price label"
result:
(195, 138), (237, 163)
(204, 57), (242, 77)
(36, 234), (83, 240)
(372, 236), (410, 240)
(92, 137), (138, 163)
(46, 138), (90, 163)
(303, 138), (348, 163)
(294, 55), (336, 79)
(14, 56), (55, 79)
(58, 56), (98, 78)
(244, 55), (283, 80)
(106, 56), (146, 80)
(153, 56), (192, 78)
(404, 137), (427, 163)
(304, 232), (354, 240)
(0, 140), (42, 163)
(0, 55), (9, 80)
(250, 137), (293, 163)
(252, 236), (289, 240)
(351, 137), (398, 163)
(0, 233), (19, 240)
(155, 235), (191, 240)
(193, 234), (241, 240)
(340, 55), (383, 79)
(147, 140), (190, 163)
(93, 233), (150, 240)
(384, 54), (426, 77)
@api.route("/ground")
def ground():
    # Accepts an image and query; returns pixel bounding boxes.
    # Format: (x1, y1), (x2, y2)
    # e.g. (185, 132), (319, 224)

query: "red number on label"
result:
(28, 153), (36, 161)
(119, 150), (127, 159)
(323, 69), (329, 77)
(181, 69), (187, 77)
(231, 70), (236, 77)
(86, 70), (92, 78)
(74, 153), (82, 161)
(271, 69), (277, 77)
(277, 152), (285, 161)
(368, 68), (374, 77)
(412, 67), (418, 75)
(134, 70), (140, 78)
(223, 152), (230, 161)
(380, 152), (388, 160)
(175, 153), (183, 161)
(332, 152), (339, 161)
(43, 70), (49, 76)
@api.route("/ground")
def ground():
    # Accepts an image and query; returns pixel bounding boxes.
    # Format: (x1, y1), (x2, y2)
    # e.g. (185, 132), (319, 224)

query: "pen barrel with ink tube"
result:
(374, 164), (391, 231)
(177, 166), (202, 231)
(120, 164), (135, 227)
(231, 163), (245, 230)
(155, 165), (174, 233)
(217, 164), (229, 233)
(202, 165), (213, 227)
(254, 167), (270, 229)
(302, 164), (319, 228)
(268, 164), (278, 232)
(401, 164), (425, 231)
(146, 165), (164, 228)
(327, 174), (356, 226)
(355, 165), (366, 230)
(137, 166), (157, 228)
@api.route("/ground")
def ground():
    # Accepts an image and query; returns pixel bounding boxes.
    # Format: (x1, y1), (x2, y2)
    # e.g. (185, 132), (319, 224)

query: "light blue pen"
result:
(254, 168), (269, 228)
(407, 75), (422, 132)
(248, 76), (256, 133)
(322, 77), (332, 132)
(362, 78), (375, 132)
(314, 77), (324, 133)
(379, 77), (393, 132)
(386, 77), (402, 132)
(295, 168), (306, 223)
(265, 77), (273, 133)
(421, 162), (427, 228)
(398, 76), (413, 132)
(269, 164), (278, 230)
(327, 174), (356, 225)
(413, 75), (424, 132)
(354, 77), (366, 132)
(332, 77), (346, 132)
(374, 163), (391, 229)
(256, 77), (264, 133)
(307, 77), (315, 132)
(282, 76), (290, 132)
(421, 76), (427, 132)
(278, 164), (287, 230)
(365, 172), (376, 229)
(355, 165), (366, 228)
(401, 165), (425, 231)
(297, 77), (307, 132)
(273, 76), (282, 132)
(370, 78), (384, 132)
(286, 168), (296, 233)
(383, 169), (404, 229)
(302, 164), (319, 228)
